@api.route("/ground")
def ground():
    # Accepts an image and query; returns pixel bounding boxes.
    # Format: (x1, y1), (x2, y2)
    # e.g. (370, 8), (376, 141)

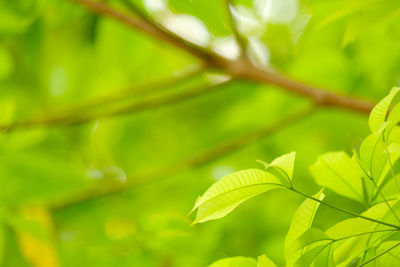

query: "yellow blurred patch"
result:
(16, 206), (59, 267)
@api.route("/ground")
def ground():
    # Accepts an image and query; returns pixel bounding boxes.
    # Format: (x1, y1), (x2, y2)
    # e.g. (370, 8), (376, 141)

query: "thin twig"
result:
(69, 0), (376, 114)
(51, 107), (316, 211)
(70, 0), (224, 64)
(291, 188), (400, 230)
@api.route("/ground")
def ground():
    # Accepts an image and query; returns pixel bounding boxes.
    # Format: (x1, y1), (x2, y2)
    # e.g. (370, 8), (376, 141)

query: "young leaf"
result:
(293, 244), (331, 267)
(386, 102), (400, 138)
(257, 152), (296, 186)
(325, 201), (398, 265)
(358, 125), (388, 179)
(375, 143), (400, 190)
(268, 151), (296, 180)
(285, 189), (325, 265)
(209, 256), (257, 267)
(191, 169), (284, 224)
(309, 151), (364, 203)
(313, 243), (335, 267)
(289, 228), (332, 256)
(369, 87), (400, 133)
(388, 126), (400, 143)
(257, 255), (277, 267)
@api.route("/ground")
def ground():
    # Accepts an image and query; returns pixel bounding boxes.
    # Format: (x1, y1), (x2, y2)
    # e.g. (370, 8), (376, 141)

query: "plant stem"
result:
(290, 188), (400, 230)
(70, 0), (376, 114)
(370, 178), (400, 225)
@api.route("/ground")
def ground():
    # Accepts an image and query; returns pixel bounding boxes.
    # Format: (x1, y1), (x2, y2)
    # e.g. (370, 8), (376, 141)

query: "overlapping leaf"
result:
(369, 87), (400, 133)
(285, 189), (325, 265)
(310, 151), (364, 203)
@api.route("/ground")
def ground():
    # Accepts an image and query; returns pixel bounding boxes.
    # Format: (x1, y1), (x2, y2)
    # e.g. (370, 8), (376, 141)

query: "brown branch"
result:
(51, 106), (316, 211)
(70, 0), (225, 65)
(69, 0), (375, 114)
(225, 57), (375, 113)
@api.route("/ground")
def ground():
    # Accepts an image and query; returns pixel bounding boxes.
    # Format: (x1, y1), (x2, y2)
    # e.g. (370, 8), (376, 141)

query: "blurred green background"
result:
(0, 0), (400, 266)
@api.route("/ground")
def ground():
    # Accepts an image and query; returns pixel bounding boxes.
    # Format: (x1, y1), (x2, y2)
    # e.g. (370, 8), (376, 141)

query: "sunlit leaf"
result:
(191, 169), (283, 224)
(358, 125), (389, 179)
(257, 254), (277, 267)
(293, 244), (330, 267)
(209, 256), (257, 267)
(268, 151), (296, 180)
(375, 241), (400, 266)
(313, 243), (335, 267)
(289, 228), (331, 256)
(285, 189), (324, 265)
(369, 87), (400, 133)
(309, 151), (364, 202)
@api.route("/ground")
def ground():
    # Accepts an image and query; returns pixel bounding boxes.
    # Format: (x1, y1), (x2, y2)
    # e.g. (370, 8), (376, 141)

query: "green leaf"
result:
(309, 151), (364, 203)
(326, 218), (372, 265)
(375, 241), (400, 266)
(369, 87), (400, 133)
(209, 256), (257, 267)
(388, 126), (400, 143)
(376, 143), (400, 190)
(289, 228), (332, 256)
(293, 244), (331, 267)
(358, 125), (388, 179)
(285, 189), (325, 265)
(385, 102), (400, 138)
(257, 255), (277, 267)
(268, 151), (296, 180)
(191, 169), (284, 224)
(313, 243), (335, 267)
(257, 152), (296, 185)
(325, 201), (398, 265)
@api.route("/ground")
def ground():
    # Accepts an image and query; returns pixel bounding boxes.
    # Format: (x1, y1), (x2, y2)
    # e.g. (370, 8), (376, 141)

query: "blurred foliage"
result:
(0, 0), (400, 266)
